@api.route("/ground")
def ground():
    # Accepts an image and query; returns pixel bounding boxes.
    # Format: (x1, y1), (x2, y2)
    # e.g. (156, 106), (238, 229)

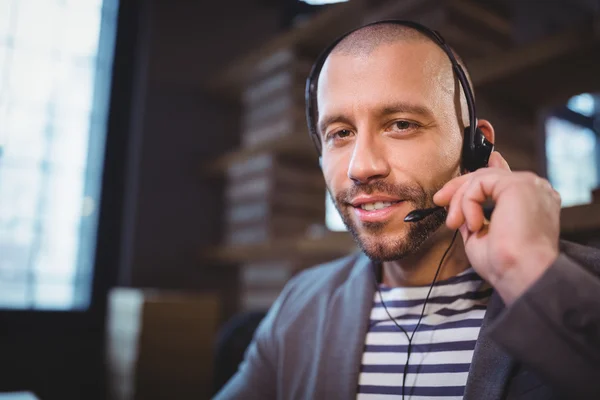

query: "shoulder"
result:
(289, 251), (367, 294)
(279, 252), (367, 306)
(269, 251), (370, 327)
(560, 239), (600, 276)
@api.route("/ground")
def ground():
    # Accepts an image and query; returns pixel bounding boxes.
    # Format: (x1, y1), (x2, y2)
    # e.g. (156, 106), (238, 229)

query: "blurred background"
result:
(0, 0), (599, 399)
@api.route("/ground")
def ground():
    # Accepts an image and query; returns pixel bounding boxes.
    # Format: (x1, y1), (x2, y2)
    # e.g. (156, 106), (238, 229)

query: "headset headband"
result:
(305, 20), (477, 156)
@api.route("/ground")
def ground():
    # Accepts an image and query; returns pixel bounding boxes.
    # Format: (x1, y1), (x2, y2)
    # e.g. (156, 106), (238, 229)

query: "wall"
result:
(118, 0), (281, 320)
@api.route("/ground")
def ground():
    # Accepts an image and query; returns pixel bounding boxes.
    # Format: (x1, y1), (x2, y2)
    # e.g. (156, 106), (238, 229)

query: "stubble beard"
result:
(329, 181), (448, 262)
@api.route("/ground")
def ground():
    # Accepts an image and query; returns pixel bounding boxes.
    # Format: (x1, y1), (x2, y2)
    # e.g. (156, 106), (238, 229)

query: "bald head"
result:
(330, 23), (474, 98)
(332, 23), (427, 56)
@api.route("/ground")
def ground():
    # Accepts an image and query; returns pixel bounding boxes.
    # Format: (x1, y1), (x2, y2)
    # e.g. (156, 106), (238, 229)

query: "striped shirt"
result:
(357, 267), (492, 400)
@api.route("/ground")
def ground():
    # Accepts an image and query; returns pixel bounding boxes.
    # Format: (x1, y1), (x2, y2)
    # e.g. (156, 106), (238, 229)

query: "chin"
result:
(347, 215), (446, 262)
(354, 230), (417, 262)
(345, 223), (407, 261)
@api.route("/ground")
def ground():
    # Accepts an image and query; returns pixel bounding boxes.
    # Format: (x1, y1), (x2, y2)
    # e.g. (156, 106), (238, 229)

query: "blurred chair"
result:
(212, 311), (268, 395)
(106, 288), (220, 400)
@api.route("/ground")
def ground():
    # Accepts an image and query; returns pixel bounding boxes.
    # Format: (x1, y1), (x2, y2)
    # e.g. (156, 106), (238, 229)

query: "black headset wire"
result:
(373, 229), (459, 400)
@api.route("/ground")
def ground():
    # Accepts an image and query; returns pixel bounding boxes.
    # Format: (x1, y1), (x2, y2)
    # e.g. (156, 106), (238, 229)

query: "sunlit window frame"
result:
(0, 0), (120, 312)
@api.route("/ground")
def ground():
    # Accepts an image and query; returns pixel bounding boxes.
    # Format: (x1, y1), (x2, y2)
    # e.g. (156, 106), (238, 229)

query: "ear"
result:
(318, 156), (323, 170)
(477, 119), (495, 145)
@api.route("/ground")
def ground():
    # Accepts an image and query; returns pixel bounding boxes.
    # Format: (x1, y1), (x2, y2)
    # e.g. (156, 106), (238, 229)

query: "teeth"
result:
(361, 201), (393, 211)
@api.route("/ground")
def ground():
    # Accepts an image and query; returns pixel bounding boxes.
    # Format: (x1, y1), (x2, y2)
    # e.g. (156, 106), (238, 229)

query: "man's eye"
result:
(327, 129), (353, 141)
(392, 120), (418, 131)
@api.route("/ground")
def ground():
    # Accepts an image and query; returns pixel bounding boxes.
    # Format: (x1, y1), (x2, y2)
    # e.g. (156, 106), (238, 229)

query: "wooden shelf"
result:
(205, 0), (365, 100)
(471, 25), (594, 86)
(561, 203), (600, 235)
(201, 232), (356, 264)
(201, 133), (318, 176)
(448, 0), (511, 37)
(471, 23), (600, 106)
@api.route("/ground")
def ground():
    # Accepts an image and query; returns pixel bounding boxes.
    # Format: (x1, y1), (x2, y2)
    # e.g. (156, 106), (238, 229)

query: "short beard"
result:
(330, 180), (447, 262)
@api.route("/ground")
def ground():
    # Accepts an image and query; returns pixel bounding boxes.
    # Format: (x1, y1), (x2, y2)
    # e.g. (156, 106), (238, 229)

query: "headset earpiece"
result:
(461, 126), (494, 172)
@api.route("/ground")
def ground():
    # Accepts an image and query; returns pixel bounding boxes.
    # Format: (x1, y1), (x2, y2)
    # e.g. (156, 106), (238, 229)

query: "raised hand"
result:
(433, 152), (561, 304)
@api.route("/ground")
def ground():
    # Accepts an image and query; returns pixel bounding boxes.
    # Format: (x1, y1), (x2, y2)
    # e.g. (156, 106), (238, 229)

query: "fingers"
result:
(434, 151), (511, 207)
(458, 224), (471, 245)
(487, 151), (511, 171)
(445, 169), (512, 232)
(461, 178), (487, 232)
(434, 174), (470, 206)
(446, 175), (470, 229)
(446, 177), (487, 232)
(457, 222), (488, 246)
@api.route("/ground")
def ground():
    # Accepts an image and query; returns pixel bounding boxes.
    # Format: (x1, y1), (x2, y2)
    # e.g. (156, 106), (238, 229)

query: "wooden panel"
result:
(205, 0), (365, 100)
(470, 24), (600, 89)
(201, 133), (318, 176)
(201, 232), (357, 264)
(561, 203), (600, 235)
(449, 0), (511, 36)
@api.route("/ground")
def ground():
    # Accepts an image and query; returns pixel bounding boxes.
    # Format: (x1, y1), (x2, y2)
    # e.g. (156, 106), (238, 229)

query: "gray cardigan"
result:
(215, 241), (600, 399)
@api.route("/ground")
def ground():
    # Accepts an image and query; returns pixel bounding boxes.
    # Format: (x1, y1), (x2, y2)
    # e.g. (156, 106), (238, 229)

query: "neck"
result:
(381, 227), (469, 287)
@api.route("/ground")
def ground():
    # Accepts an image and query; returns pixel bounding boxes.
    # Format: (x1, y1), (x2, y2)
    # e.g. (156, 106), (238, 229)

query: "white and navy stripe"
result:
(357, 268), (492, 399)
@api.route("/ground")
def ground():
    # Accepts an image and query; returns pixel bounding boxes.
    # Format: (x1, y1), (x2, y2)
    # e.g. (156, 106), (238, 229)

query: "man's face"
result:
(317, 41), (464, 261)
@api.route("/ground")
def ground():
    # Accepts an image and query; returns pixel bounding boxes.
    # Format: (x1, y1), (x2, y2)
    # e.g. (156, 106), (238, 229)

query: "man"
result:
(215, 22), (600, 399)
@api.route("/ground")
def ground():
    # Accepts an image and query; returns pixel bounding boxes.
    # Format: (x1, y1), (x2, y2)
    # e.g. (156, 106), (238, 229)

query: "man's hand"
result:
(433, 152), (561, 305)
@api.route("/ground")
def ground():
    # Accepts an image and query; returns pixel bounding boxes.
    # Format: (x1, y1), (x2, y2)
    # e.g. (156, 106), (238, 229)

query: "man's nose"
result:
(347, 132), (391, 184)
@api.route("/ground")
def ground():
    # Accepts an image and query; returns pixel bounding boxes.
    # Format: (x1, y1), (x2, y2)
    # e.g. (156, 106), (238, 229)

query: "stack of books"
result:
(224, 153), (325, 246)
(223, 48), (333, 310)
(240, 48), (313, 148)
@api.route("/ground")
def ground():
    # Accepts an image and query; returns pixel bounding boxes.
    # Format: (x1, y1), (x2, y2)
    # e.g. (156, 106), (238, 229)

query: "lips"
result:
(349, 195), (405, 223)
(357, 200), (399, 211)
(350, 195), (403, 207)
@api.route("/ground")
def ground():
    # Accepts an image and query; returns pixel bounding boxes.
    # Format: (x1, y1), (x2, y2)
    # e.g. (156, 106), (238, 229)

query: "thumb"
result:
(487, 151), (511, 171)
(459, 224), (471, 245)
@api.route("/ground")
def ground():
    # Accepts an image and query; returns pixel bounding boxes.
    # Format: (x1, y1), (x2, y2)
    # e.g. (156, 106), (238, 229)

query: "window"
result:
(567, 93), (596, 117)
(0, 0), (119, 309)
(326, 192), (347, 232)
(546, 93), (599, 207)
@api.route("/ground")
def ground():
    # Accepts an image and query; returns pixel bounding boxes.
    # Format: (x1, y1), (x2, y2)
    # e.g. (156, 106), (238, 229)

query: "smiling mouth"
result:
(355, 200), (402, 211)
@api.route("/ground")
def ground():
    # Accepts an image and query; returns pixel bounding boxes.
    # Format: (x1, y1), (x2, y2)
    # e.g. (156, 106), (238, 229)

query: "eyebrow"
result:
(380, 102), (434, 120)
(318, 101), (435, 136)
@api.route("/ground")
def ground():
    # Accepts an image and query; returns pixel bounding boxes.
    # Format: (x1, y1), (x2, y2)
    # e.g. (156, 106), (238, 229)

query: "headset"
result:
(304, 19), (494, 173)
